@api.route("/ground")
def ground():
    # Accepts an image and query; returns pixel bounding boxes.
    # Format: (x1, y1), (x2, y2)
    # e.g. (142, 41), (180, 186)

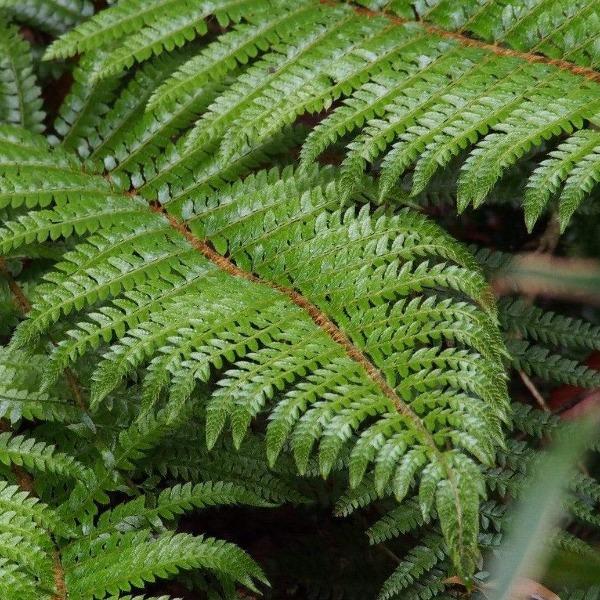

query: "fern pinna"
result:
(0, 0), (599, 598)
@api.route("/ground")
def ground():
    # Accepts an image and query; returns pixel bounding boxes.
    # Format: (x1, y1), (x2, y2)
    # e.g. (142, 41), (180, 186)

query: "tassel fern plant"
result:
(0, 0), (599, 597)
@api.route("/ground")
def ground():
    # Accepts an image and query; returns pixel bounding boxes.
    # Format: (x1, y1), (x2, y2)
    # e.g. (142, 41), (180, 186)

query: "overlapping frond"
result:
(497, 296), (600, 390)
(58, 478), (269, 597)
(0, 431), (89, 479)
(0, 349), (82, 424)
(0, 483), (267, 599)
(524, 130), (600, 231)
(0, 0), (93, 36)
(42, 0), (600, 226)
(44, 0), (269, 62)
(0, 356), (277, 598)
(0, 124), (511, 575)
(499, 297), (600, 350)
(355, 406), (600, 599)
(1, 0), (600, 595)
(64, 530), (266, 598)
(356, 0), (600, 68)
(0, 18), (44, 133)
(17, 0), (594, 230)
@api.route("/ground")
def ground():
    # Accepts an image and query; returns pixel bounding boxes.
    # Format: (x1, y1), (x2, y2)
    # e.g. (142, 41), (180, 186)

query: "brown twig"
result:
(519, 370), (550, 412)
(63, 368), (87, 413)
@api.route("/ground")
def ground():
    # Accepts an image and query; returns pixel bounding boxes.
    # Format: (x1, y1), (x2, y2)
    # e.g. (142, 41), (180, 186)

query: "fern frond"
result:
(65, 475), (278, 567)
(102, 0), (270, 83)
(378, 534), (445, 600)
(217, 11), (408, 161)
(507, 339), (600, 388)
(144, 127), (307, 216)
(300, 36), (441, 166)
(0, 495), (59, 598)
(0, 0), (93, 35)
(0, 18), (45, 133)
(0, 555), (51, 600)
(84, 48), (196, 162)
(375, 53), (529, 202)
(499, 298), (600, 351)
(150, 481), (273, 519)
(0, 510), (53, 551)
(59, 406), (187, 524)
(388, 567), (447, 600)
(6, 2), (600, 592)
(511, 402), (560, 439)
(45, 0), (266, 62)
(37, 0), (600, 227)
(552, 530), (600, 562)
(366, 499), (424, 544)
(524, 130), (600, 231)
(63, 530), (267, 598)
(147, 0), (317, 111)
(0, 480), (69, 537)
(144, 434), (310, 504)
(559, 135), (600, 229)
(0, 529), (54, 591)
(1, 145), (509, 575)
(367, 0), (600, 68)
(334, 474), (390, 517)
(182, 4), (348, 153)
(0, 350), (82, 424)
(0, 432), (89, 480)
(52, 50), (123, 154)
(561, 587), (600, 600)
(457, 80), (599, 212)
(361, 423), (598, 599)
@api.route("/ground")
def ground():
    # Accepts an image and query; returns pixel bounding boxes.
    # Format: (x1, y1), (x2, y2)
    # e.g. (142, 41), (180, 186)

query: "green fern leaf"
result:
(0, 0), (93, 35)
(64, 530), (267, 598)
(0, 18), (45, 133)
(1, 146), (509, 575)
(524, 130), (600, 231)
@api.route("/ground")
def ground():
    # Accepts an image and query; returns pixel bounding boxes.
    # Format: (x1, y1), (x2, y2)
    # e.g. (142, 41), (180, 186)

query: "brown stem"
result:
(535, 212), (561, 254)
(149, 204), (466, 519)
(52, 551), (67, 600)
